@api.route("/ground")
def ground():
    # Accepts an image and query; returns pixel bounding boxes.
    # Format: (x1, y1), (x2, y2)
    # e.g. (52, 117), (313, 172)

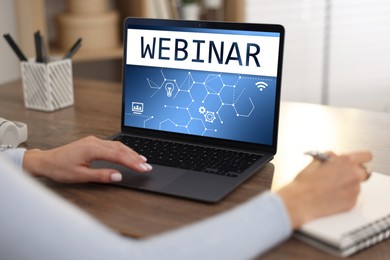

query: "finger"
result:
(334, 151), (372, 182)
(324, 151), (337, 157)
(355, 165), (370, 182)
(345, 150), (373, 164)
(101, 140), (146, 163)
(85, 139), (152, 172)
(78, 168), (123, 183)
(80, 136), (137, 159)
(94, 138), (142, 159)
(360, 165), (372, 181)
(93, 148), (152, 173)
(104, 146), (152, 173)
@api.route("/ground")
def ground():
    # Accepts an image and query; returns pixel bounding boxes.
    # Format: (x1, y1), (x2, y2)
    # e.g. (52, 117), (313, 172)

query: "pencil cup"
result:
(20, 59), (74, 112)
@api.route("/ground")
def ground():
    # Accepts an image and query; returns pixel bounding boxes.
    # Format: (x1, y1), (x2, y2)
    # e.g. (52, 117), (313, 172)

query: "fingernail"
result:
(140, 163), (153, 172)
(139, 155), (147, 162)
(145, 163), (153, 171)
(110, 172), (122, 182)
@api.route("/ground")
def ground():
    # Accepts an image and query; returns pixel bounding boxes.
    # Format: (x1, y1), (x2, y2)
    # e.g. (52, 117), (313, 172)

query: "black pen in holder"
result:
(4, 32), (75, 111)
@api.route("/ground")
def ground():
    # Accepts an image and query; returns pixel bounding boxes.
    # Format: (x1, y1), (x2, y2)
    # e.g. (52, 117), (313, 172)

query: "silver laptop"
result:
(92, 17), (285, 202)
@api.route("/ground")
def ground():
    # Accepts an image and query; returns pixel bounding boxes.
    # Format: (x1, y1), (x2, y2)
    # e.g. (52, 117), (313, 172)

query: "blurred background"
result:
(1, 0), (389, 112)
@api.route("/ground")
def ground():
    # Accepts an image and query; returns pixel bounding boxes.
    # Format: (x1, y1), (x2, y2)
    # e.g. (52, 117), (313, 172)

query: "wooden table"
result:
(1, 80), (390, 259)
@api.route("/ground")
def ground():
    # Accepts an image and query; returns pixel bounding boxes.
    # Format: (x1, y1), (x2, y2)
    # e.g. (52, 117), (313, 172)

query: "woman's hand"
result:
(277, 150), (372, 229)
(23, 136), (152, 183)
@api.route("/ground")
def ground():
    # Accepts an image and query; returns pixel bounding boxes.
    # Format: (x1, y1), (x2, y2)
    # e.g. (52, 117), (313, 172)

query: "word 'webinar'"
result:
(140, 37), (261, 67)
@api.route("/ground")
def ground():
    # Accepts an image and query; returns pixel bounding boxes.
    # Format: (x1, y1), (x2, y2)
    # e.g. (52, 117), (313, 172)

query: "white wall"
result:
(246, 0), (390, 113)
(329, 0), (390, 112)
(246, 0), (326, 104)
(0, 0), (20, 85)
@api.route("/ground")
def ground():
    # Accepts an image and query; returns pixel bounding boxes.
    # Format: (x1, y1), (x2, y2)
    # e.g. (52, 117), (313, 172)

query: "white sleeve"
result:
(140, 190), (292, 259)
(0, 147), (25, 171)
(0, 156), (292, 260)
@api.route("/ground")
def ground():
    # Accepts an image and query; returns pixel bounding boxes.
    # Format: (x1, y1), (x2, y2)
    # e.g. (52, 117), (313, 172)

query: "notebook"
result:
(295, 172), (390, 257)
(92, 18), (285, 202)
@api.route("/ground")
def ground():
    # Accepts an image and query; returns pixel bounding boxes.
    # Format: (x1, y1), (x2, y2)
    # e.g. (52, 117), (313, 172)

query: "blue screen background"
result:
(124, 66), (277, 145)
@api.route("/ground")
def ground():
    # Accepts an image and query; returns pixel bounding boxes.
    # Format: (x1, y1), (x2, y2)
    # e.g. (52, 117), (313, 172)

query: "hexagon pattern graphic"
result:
(143, 69), (261, 136)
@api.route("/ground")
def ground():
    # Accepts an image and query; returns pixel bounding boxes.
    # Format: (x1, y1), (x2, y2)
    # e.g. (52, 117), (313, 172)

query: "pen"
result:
(304, 151), (331, 162)
(305, 150), (372, 180)
(3, 33), (28, 61)
(37, 31), (48, 63)
(41, 36), (48, 63)
(63, 38), (82, 59)
(34, 31), (43, 63)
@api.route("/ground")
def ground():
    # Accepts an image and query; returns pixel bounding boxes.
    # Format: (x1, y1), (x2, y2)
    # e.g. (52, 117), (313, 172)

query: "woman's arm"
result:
(0, 136), (372, 259)
(0, 154), (290, 260)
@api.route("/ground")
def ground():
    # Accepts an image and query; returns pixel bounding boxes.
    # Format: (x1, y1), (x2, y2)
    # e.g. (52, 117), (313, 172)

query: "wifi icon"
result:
(255, 82), (268, 91)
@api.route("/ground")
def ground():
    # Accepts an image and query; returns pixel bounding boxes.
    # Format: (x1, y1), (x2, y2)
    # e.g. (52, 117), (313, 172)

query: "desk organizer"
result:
(20, 59), (74, 112)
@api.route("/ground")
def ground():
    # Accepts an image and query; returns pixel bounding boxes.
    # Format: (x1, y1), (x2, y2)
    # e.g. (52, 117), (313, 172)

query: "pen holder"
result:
(20, 59), (74, 112)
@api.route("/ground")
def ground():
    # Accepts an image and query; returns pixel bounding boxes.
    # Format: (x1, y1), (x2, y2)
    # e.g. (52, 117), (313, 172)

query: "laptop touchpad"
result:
(109, 163), (184, 190)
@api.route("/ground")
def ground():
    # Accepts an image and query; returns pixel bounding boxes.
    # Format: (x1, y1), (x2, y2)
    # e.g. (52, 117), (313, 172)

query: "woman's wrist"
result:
(23, 149), (46, 178)
(277, 182), (313, 229)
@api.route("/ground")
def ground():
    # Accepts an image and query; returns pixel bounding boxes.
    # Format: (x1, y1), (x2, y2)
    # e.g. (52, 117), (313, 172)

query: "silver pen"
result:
(304, 151), (331, 162)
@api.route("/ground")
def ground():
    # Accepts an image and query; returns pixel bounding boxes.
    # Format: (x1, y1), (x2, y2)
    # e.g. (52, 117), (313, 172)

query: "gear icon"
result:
(198, 106), (206, 114)
(204, 111), (216, 123)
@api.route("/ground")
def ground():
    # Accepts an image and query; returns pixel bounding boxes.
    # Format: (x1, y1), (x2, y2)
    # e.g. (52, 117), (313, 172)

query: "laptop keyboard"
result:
(114, 135), (263, 178)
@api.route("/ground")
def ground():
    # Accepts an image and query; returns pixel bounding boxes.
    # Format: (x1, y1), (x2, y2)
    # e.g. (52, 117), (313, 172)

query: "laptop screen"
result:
(122, 18), (284, 149)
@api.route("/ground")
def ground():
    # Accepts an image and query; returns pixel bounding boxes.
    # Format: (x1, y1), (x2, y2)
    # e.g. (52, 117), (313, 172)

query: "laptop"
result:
(92, 17), (285, 203)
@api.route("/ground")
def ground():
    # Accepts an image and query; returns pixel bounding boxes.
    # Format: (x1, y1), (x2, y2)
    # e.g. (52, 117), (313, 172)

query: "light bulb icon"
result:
(165, 82), (174, 97)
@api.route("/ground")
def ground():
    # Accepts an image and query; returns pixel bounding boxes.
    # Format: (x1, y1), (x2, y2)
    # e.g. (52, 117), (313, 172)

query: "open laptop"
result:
(92, 17), (285, 202)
